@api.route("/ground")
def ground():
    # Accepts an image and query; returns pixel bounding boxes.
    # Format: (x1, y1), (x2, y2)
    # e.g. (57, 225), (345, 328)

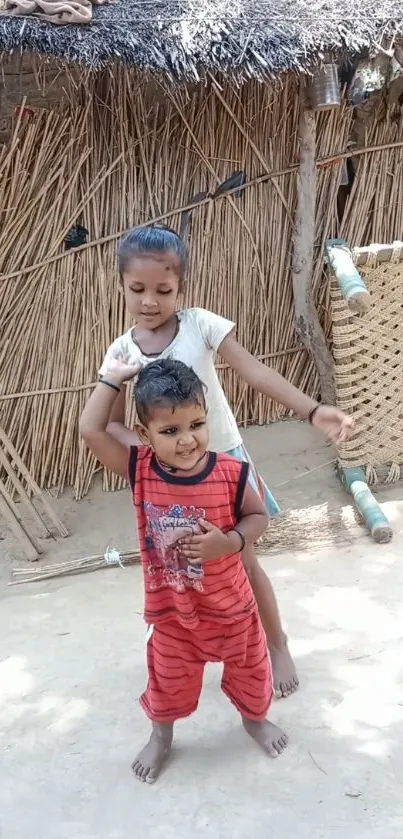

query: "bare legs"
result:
(132, 722), (173, 783)
(132, 718), (288, 783)
(242, 717), (288, 757)
(242, 545), (299, 698)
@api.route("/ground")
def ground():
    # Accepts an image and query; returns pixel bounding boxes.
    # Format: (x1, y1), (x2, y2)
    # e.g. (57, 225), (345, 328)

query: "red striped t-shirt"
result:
(128, 447), (256, 629)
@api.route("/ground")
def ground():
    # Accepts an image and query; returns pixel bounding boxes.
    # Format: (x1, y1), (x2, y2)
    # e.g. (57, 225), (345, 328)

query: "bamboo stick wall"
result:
(0, 69), (400, 497)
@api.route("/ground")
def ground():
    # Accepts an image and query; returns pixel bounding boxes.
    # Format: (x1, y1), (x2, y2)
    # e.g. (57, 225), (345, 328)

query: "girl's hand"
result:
(103, 359), (142, 387)
(311, 405), (355, 444)
(179, 519), (239, 563)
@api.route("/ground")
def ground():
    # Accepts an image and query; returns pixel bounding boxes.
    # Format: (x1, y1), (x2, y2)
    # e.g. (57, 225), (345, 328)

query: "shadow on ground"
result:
(1, 532), (403, 839)
(1, 422), (403, 838)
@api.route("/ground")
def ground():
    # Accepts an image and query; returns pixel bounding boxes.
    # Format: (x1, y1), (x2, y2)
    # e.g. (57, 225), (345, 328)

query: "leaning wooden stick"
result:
(0, 487), (41, 561)
(0, 445), (50, 538)
(0, 428), (68, 537)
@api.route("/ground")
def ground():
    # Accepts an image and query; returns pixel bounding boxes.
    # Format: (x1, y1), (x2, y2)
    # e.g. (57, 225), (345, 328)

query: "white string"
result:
(273, 459), (337, 490)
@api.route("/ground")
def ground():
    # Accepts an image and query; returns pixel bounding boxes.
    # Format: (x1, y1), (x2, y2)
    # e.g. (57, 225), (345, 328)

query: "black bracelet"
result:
(99, 376), (121, 394)
(308, 404), (320, 425)
(229, 527), (246, 552)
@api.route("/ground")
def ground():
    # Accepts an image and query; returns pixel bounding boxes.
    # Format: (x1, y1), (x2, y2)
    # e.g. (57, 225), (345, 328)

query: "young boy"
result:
(80, 358), (288, 783)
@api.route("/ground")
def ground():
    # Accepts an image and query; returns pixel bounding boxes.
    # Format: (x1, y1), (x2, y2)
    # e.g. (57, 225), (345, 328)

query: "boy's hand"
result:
(311, 405), (355, 444)
(179, 519), (240, 563)
(102, 359), (142, 387)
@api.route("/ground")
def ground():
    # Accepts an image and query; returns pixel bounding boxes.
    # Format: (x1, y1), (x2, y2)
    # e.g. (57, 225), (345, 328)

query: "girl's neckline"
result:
(130, 312), (182, 358)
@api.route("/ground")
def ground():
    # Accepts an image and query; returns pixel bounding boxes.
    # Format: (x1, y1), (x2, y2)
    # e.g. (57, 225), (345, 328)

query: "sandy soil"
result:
(1, 421), (403, 838)
(0, 421), (361, 579)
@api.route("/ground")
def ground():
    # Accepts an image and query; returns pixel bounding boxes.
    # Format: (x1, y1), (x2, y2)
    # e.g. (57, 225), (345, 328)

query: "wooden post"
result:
(291, 103), (336, 404)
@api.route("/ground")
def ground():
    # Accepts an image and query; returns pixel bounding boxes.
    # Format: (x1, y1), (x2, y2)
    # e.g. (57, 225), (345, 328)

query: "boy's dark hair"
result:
(135, 358), (206, 426)
(118, 225), (187, 285)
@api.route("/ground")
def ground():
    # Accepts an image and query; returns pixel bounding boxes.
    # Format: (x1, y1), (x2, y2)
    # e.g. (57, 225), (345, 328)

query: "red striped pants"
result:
(140, 611), (273, 724)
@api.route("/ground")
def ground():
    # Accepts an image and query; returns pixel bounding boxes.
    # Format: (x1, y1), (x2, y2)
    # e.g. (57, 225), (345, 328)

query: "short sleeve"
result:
(98, 331), (137, 376)
(99, 341), (119, 376)
(194, 308), (235, 353)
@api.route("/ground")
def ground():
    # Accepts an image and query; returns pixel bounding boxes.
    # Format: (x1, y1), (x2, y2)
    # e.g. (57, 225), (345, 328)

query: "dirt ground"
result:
(1, 421), (403, 838)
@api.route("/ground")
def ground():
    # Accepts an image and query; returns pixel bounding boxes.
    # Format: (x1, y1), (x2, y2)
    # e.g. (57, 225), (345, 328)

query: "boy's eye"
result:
(161, 427), (177, 435)
(191, 421), (205, 429)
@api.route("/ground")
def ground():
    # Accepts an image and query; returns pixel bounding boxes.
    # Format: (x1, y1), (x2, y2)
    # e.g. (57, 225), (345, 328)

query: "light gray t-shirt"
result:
(99, 307), (242, 452)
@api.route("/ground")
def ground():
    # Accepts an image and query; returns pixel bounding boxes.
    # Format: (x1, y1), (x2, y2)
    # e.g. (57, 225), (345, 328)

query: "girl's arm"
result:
(107, 387), (141, 447)
(218, 333), (354, 442)
(80, 365), (140, 477)
(233, 480), (269, 547)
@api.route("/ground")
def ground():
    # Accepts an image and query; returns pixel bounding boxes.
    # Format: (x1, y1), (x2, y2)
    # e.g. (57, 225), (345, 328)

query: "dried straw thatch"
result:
(1, 66), (401, 498)
(341, 106), (403, 243)
(0, 1), (403, 79)
(0, 71), (353, 496)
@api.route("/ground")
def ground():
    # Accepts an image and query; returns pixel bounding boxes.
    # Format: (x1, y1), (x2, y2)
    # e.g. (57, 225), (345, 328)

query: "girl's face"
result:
(121, 253), (181, 330)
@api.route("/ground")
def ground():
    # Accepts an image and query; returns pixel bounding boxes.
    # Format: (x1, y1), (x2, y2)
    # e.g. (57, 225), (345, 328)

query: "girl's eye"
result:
(192, 421), (205, 429)
(161, 427), (177, 435)
(157, 289), (173, 295)
(130, 287), (143, 294)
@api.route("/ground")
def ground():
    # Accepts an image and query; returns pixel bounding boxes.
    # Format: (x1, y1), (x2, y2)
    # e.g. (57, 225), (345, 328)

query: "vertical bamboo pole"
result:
(291, 93), (336, 404)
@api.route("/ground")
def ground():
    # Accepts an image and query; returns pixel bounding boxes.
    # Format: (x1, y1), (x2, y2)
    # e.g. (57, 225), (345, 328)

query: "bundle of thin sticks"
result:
(9, 549), (141, 585)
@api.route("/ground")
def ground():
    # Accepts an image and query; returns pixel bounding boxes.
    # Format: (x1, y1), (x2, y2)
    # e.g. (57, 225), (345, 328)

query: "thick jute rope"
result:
(331, 249), (403, 484)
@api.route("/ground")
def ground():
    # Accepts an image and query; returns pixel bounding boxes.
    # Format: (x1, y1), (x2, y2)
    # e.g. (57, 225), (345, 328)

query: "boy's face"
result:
(138, 400), (209, 473)
(121, 254), (180, 329)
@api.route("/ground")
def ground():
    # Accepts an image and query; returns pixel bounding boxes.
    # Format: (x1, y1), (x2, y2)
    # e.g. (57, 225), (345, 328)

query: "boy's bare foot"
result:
(270, 642), (299, 698)
(132, 723), (173, 784)
(242, 718), (288, 757)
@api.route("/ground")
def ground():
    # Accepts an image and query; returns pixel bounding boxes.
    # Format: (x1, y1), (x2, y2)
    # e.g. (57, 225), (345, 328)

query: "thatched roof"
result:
(0, 0), (402, 81)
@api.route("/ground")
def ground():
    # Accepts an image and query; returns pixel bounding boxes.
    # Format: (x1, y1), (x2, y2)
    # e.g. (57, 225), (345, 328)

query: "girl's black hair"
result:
(135, 358), (205, 426)
(118, 225), (187, 283)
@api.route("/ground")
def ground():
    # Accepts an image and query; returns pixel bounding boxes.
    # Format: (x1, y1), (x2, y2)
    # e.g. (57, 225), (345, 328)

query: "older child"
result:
(80, 358), (288, 783)
(100, 226), (354, 698)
